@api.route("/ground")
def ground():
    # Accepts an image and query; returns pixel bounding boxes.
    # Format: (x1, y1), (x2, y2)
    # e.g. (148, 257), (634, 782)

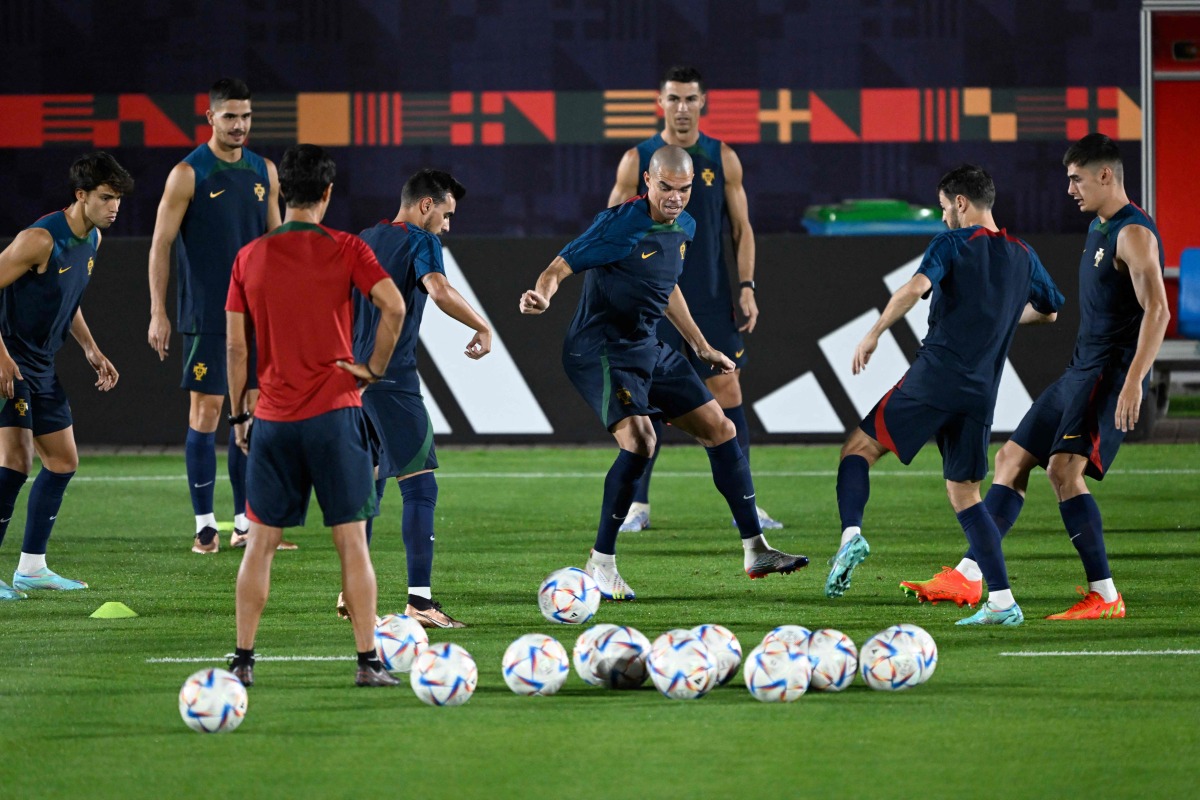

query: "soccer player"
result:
(607, 65), (782, 534)
(350, 168), (490, 629)
(901, 135), (1168, 620)
(0, 152), (132, 600)
(147, 77), (287, 555)
(224, 144), (405, 687)
(520, 145), (807, 600)
(823, 165), (1063, 627)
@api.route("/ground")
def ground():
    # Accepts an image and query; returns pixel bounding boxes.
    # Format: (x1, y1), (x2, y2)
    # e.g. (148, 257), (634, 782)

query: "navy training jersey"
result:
(176, 144), (270, 334)
(905, 226), (1064, 424)
(1070, 203), (1164, 371)
(636, 132), (731, 312)
(0, 211), (98, 377)
(352, 221), (445, 393)
(560, 197), (696, 353)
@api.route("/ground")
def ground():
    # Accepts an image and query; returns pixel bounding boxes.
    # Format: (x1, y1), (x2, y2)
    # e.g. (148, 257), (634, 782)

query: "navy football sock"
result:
(0, 466), (28, 549)
(400, 473), (438, 588)
(964, 483), (1024, 562)
(1059, 494), (1110, 582)
(724, 405), (751, 463)
(705, 439), (759, 539)
(594, 450), (651, 554)
(630, 418), (663, 505)
(836, 455), (870, 530)
(364, 477), (387, 547)
(21, 469), (74, 555)
(185, 428), (216, 516)
(956, 502), (1009, 592)
(228, 434), (247, 520)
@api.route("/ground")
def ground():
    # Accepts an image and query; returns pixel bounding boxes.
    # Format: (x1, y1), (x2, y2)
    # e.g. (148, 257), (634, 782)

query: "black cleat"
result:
(228, 658), (255, 688)
(355, 663), (401, 687)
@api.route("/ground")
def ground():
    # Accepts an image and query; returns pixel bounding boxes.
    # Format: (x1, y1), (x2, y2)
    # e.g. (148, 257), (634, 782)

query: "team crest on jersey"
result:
(193, 362), (208, 381)
(87, 257), (94, 276)
(680, 242), (687, 259)
(254, 183), (266, 201)
(1093, 247), (1105, 268)
(13, 399), (29, 417)
(701, 168), (715, 187)
(616, 387), (633, 406)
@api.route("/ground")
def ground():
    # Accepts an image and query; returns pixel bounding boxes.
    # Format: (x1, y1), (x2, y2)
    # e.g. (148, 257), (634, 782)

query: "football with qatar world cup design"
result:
(801, 628), (858, 692)
(179, 667), (248, 733)
(374, 613), (429, 673)
(573, 623), (620, 686)
(742, 639), (811, 703)
(761, 624), (811, 652)
(890, 623), (938, 684)
(502, 633), (571, 696)
(859, 627), (922, 691)
(690, 623), (743, 686)
(410, 642), (479, 706)
(590, 625), (651, 689)
(647, 629), (718, 700)
(538, 566), (601, 625)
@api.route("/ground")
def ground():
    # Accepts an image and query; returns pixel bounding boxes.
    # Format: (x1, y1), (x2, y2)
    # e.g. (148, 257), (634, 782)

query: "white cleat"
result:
(585, 553), (637, 601)
(731, 506), (785, 531)
(619, 506), (650, 533)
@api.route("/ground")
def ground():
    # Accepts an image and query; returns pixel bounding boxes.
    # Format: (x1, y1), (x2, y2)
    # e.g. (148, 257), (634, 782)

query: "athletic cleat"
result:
(191, 526), (219, 554)
(585, 553), (637, 600)
(230, 528), (250, 548)
(12, 568), (88, 591)
(900, 566), (983, 607)
(405, 601), (467, 628)
(0, 580), (27, 601)
(824, 534), (870, 598)
(228, 657), (255, 688)
(355, 663), (401, 687)
(275, 537), (299, 551)
(618, 508), (650, 533)
(733, 506), (785, 531)
(336, 591), (351, 620)
(745, 548), (809, 579)
(1045, 588), (1126, 620)
(956, 601), (1024, 626)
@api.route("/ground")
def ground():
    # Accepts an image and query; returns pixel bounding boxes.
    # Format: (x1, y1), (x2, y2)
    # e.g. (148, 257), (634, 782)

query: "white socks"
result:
(987, 589), (1015, 609)
(1089, 578), (1118, 602)
(742, 534), (770, 570)
(955, 558), (983, 582)
(17, 552), (47, 575)
(840, 526), (861, 547)
(234, 513), (249, 532)
(195, 513), (217, 534)
(408, 586), (432, 600)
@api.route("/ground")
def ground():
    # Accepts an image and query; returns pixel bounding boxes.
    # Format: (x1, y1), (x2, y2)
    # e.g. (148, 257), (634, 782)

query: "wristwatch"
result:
(227, 411), (252, 425)
(739, 280), (756, 292)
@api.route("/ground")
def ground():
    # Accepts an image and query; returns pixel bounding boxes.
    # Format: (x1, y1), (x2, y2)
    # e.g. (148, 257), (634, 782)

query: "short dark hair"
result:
(279, 144), (336, 208)
(401, 169), (466, 207)
(210, 77), (252, 107)
(660, 65), (705, 93)
(937, 164), (995, 209)
(1063, 132), (1123, 173)
(69, 151), (134, 195)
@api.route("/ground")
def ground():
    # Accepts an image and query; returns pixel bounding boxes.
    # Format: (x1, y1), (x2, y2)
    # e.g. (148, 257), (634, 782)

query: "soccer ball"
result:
(410, 642), (479, 706)
(647, 629), (718, 700)
(742, 640), (811, 702)
(178, 668), (248, 733)
(590, 625), (651, 689)
(859, 628), (922, 691)
(801, 628), (858, 692)
(375, 613), (429, 673)
(502, 633), (570, 696)
(537, 567), (601, 625)
(761, 624), (811, 652)
(890, 623), (937, 683)
(573, 623), (619, 686)
(690, 623), (743, 686)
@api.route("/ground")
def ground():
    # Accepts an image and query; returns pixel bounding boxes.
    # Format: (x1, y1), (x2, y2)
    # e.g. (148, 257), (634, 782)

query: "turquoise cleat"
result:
(956, 602), (1025, 626)
(0, 579), (28, 601)
(12, 568), (88, 592)
(824, 533), (870, 598)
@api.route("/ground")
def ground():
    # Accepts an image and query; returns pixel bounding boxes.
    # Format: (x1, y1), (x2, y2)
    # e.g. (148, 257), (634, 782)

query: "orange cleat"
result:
(1045, 588), (1126, 620)
(900, 566), (983, 607)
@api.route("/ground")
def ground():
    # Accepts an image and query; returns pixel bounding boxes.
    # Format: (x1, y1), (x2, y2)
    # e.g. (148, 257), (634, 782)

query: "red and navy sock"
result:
(594, 449), (651, 554)
(836, 455), (870, 530)
(1059, 494), (1110, 582)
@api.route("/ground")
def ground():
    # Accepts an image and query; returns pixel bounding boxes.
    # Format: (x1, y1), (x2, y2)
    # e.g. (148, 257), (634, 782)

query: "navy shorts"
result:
(0, 371), (72, 437)
(859, 381), (991, 482)
(563, 341), (713, 431)
(1011, 365), (1139, 481)
(181, 333), (257, 395)
(363, 390), (438, 479)
(657, 310), (747, 376)
(245, 406), (377, 528)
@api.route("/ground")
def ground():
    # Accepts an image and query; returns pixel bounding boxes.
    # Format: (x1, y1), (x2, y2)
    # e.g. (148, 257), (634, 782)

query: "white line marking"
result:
(1000, 649), (1200, 657)
(147, 655), (353, 664)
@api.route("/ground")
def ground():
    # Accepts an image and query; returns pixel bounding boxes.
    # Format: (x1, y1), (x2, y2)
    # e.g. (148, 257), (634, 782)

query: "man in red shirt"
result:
(224, 144), (406, 687)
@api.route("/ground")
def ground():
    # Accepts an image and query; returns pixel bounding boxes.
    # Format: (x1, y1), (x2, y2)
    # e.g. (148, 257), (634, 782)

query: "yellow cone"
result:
(90, 601), (138, 619)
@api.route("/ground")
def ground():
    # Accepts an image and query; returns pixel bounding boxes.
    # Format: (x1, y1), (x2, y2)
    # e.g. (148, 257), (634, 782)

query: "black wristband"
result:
(227, 411), (252, 425)
(365, 363), (384, 380)
(739, 280), (756, 292)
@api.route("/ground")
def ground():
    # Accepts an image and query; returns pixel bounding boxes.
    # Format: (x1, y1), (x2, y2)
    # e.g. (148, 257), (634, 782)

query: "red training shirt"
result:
(226, 220), (390, 422)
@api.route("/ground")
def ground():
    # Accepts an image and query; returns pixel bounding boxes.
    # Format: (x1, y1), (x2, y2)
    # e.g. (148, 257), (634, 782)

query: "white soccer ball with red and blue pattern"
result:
(761, 624), (811, 652)
(410, 642), (479, 706)
(859, 628), (922, 691)
(647, 629), (718, 700)
(742, 640), (811, 702)
(889, 623), (937, 683)
(538, 567), (601, 625)
(573, 623), (619, 686)
(801, 628), (858, 692)
(179, 667), (248, 733)
(502, 633), (570, 696)
(590, 625), (651, 689)
(690, 623), (743, 686)
(374, 613), (429, 673)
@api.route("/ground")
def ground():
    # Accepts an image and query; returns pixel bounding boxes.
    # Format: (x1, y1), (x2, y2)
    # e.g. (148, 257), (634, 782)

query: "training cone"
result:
(90, 602), (138, 619)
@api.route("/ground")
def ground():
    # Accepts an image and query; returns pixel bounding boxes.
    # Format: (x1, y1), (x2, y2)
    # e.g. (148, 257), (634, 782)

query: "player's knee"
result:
(189, 393), (224, 432)
(698, 415), (735, 448)
(0, 447), (34, 475)
(945, 480), (981, 513)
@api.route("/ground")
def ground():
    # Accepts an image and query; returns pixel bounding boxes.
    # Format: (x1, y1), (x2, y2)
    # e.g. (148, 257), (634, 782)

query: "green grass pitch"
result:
(1, 443), (1197, 797)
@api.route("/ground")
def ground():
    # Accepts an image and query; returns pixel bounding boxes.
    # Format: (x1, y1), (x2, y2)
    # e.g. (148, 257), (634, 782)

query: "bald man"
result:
(521, 145), (807, 600)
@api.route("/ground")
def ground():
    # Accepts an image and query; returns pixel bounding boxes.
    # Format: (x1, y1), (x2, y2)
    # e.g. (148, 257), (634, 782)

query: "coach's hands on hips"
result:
(147, 312), (171, 361)
(1115, 377), (1142, 432)
(336, 360), (382, 388)
(697, 348), (736, 374)
(519, 290), (549, 315)
(465, 329), (492, 360)
(738, 288), (759, 333)
(85, 347), (119, 391)
(0, 350), (22, 399)
(852, 334), (878, 375)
